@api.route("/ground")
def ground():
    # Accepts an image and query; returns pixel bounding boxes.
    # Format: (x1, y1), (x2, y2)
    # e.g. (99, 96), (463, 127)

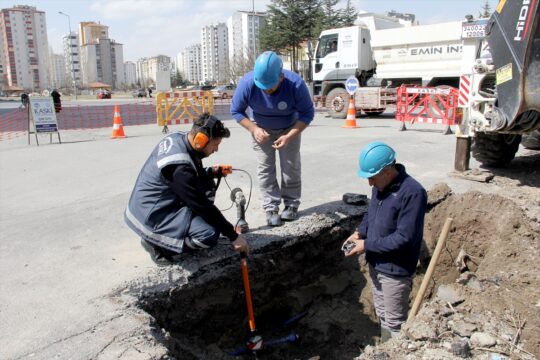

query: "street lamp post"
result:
(58, 11), (77, 100)
(252, 0), (256, 60)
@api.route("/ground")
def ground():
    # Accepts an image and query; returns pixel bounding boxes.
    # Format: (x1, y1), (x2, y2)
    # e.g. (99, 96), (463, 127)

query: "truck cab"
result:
(313, 26), (375, 96)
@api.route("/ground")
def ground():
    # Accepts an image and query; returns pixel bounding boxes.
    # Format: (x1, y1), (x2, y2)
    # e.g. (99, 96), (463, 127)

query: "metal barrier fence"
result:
(396, 85), (459, 128)
(0, 102), (154, 141)
(156, 91), (214, 128)
(0, 98), (236, 141)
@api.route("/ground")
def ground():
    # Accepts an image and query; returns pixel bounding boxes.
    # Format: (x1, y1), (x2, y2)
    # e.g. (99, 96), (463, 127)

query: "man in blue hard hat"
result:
(231, 51), (314, 226)
(343, 141), (427, 342)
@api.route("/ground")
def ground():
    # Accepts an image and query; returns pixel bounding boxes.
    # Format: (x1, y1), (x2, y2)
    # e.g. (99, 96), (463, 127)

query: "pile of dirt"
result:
(356, 183), (540, 360)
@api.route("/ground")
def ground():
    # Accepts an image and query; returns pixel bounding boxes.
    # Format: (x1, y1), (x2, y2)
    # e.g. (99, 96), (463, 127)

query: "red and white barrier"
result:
(396, 85), (459, 128)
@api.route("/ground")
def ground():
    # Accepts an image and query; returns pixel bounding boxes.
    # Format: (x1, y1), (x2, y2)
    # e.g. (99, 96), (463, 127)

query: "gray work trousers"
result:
(368, 264), (413, 333)
(252, 126), (301, 212)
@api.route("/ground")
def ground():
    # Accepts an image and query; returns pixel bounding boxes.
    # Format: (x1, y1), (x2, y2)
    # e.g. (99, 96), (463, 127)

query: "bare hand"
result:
(253, 127), (270, 144)
(232, 234), (249, 254)
(272, 134), (291, 149)
(343, 233), (365, 257)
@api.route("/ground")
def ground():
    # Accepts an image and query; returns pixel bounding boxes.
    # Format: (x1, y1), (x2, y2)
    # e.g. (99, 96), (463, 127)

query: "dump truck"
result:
(312, 14), (480, 118)
(455, 0), (540, 168)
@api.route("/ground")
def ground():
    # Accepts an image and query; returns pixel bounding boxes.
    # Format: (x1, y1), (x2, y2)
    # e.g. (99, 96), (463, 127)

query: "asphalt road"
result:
(0, 112), (526, 359)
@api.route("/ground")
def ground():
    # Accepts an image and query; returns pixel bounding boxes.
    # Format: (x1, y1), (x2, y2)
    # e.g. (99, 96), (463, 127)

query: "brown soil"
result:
(358, 151), (540, 360)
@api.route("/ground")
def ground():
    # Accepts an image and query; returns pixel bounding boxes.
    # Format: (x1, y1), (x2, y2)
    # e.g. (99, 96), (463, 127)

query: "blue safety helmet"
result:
(357, 141), (396, 178)
(253, 51), (283, 90)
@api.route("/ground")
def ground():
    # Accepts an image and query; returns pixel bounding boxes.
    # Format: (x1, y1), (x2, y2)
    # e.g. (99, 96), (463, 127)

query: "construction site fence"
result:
(395, 85), (459, 126)
(156, 91), (214, 128)
(0, 98), (234, 142)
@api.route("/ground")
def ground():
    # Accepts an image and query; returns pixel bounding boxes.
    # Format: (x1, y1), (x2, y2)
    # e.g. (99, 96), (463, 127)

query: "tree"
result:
(171, 72), (183, 88)
(341, 0), (357, 26)
(260, 0), (357, 75)
(479, 0), (492, 18)
(313, 0), (357, 37)
(260, 0), (322, 73)
(226, 50), (257, 85)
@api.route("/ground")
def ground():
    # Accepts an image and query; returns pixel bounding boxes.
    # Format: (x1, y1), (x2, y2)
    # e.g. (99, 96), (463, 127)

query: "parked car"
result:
(132, 89), (147, 98)
(188, 85), (215, 91)
(97, 90), (111, 99)
(211, 85), (236, 99)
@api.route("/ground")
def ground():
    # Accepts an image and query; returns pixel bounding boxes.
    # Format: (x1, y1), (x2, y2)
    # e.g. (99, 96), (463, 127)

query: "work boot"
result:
(281, 206), (298, 221)
(140, 239), (178, 267)
(266, 210), (282, 226)
(380, 325), (392, 343)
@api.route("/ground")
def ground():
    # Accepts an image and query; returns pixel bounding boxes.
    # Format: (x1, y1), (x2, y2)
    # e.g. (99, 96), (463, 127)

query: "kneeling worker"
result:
(124, 113), (249, 266)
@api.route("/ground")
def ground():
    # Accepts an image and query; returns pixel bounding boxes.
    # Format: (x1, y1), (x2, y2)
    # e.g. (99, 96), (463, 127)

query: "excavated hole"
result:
(138, 188), (539, 359)
(138, 226), (380, 359)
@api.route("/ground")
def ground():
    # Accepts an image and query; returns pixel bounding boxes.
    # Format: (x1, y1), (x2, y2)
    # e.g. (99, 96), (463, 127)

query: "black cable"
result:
(231, 168), (253, 212)
(217, 168), (253, 213)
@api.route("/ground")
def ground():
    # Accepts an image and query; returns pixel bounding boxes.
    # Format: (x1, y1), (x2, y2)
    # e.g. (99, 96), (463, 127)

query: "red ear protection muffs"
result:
(192, 116), (217, 150)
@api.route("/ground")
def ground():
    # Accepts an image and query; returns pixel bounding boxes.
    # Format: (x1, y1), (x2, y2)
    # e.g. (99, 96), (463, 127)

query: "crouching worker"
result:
(124, 113), (249, 266)
(343, 141), (427, 342)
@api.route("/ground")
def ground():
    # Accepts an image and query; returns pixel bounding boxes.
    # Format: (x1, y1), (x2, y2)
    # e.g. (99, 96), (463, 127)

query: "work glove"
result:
(212, 164), (232, 177)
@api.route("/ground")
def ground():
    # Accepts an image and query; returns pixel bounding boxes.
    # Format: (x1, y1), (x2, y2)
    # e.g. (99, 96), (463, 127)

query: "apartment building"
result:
(135, 55), (170, 87)
(182, 44), (202, 84)
(78, 21), (125, 89)
(49, 52), (67, 89)
(124, 60), (136, 86)
(62, 31), (81, 87)
(201, 22), (228, 84)
(227, 10), (266, 78)
(0, 5), (50, 91)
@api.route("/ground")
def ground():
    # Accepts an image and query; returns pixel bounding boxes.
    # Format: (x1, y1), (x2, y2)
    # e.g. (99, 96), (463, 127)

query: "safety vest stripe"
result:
(156, 153), (194, 169)
(125, 207), (182, 246)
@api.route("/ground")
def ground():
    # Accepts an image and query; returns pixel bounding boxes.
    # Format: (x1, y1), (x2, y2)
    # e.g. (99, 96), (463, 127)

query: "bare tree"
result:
(225, 49), (257, 85)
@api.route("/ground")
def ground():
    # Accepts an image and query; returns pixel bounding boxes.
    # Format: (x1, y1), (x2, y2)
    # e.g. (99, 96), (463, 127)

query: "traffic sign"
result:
(345, 76), (359, 95)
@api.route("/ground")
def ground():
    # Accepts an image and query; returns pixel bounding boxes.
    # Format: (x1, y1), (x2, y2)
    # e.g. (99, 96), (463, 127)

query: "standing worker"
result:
(343, 141), (427, 341)
(50, 89), (61, 113)
(231, 51), (314, 226)
(124, 113), (249, 266)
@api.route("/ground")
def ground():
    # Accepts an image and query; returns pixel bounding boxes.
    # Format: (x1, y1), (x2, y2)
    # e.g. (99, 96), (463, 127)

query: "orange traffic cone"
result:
(111, 105), (127, 138)
(342, 96), (358, 128)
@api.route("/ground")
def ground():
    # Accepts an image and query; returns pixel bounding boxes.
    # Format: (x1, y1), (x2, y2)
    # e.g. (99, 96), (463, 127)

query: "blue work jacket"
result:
(357, 164), (427, 277)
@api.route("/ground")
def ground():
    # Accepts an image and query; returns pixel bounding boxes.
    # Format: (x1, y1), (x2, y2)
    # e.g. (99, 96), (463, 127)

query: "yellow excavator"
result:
(456, 0), (540, 168)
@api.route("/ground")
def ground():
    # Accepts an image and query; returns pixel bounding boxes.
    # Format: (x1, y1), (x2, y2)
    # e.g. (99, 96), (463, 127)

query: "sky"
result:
(0, 0), (497, 62)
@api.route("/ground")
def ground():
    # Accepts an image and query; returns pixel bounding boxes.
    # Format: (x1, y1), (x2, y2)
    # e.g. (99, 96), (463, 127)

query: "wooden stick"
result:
(475, 347), (510, 356)
(408, 217), (453, 321)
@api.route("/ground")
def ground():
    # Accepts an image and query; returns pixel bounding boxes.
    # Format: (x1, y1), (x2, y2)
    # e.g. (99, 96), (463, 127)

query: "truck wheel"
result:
(472, 132), (522, 167)
(521, 130), (540, 150)
(325, 88), (349, 119)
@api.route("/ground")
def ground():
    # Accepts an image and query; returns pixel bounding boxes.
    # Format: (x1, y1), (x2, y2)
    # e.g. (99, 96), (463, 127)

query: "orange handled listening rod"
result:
(240, 251), (256, 331)
(240, 251), (263, 353)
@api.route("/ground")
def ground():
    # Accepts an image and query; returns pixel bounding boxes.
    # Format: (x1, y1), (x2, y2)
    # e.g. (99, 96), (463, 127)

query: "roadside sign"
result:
(30, 96), (58, 133)
(29, 96), (61, 145)
(345, 76), (359, 95)
(461, 19), (488, 39)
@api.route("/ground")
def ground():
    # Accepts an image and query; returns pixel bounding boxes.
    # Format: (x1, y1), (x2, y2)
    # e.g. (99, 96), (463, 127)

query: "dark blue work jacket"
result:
(357, 164), (427, 277)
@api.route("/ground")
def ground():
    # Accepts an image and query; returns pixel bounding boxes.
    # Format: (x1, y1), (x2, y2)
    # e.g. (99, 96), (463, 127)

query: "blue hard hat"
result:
(253, 51), (283, 90)
(357, 141), (396, 178)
